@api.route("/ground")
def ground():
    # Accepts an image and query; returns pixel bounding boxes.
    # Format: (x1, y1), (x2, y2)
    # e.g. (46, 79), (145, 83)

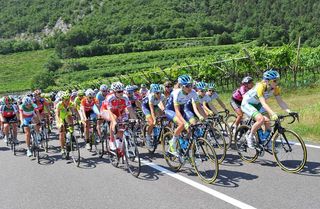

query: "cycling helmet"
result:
(150, 84), (162, 93)
(178, 75), (192, 86)
(207, 82), (215, 90)
(141, 84), (147, 88)
(125, 85), (135, 92)
(263, 69), (280, 80)
(94, 88), (99, 94)
(61, 92), (70, 100)
(111, 82), (124, 91)
(78, 90), (85, 97)
(100, 84), (108, 91)
(33, 89), (42, 95)
(196, 81), (206, 90)
(71, 92), (77, 98)
(23, 97), (33, 105)
(164, 81), (172, 87)
(85, 89), (95, 97)
(242, 76), (253, 84)
(3, 96), (11, 104)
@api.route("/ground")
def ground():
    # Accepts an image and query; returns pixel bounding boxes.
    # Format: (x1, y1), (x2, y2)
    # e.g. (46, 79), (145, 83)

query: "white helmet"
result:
(111, 82), (124, 91)
(23, 97), (33, 105)
(85, 88), (95, 97)
(100, 84), (108, 91)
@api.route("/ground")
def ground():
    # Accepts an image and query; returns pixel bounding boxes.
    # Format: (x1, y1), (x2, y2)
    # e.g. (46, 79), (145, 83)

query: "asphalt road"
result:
(0, 129), (319, 209)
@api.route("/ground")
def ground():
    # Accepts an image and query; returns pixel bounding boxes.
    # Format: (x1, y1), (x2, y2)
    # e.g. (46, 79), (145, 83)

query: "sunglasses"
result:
(116, 91), (124, 93)
(102, 90), (108, 92)
(88, 97), (93, 99)
(184, 84), (193, 88)
(165, 86), (172, 88)
(208, 89), (214, 92)
(200, 89), (206, 93)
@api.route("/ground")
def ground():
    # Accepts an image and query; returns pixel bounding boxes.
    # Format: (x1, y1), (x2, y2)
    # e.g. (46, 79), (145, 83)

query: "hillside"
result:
(1, 0), (320, 52)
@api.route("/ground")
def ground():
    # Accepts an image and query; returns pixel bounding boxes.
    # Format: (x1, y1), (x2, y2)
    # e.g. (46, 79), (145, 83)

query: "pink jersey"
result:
(232, 85), (249, 102)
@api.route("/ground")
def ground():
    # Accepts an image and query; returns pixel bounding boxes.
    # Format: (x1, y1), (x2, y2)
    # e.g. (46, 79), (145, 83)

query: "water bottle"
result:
(263, 130), (271, 140)
(66, 132), (71, 143)
(257, 128), (265, 143)
(115, 138), (123, 156)
(179, 137), (185, 149)
(153, 127), (160, 137)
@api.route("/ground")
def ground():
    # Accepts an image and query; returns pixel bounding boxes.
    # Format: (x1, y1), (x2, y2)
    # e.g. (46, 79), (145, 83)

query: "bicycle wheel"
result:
(273, 130), (307, 173)
(191, 138), (219, 184)
(161, 131), (182, 171)
(124, 135), (141, 177)
(216, 120), (232, 149)
(234, 125), (258, 163)
(70, 136), (80, 167)
(143, 124), (159, 154)
(205, 127), (226, 164)
(106, 139), (119, 167)
(225, 113), (237, 137)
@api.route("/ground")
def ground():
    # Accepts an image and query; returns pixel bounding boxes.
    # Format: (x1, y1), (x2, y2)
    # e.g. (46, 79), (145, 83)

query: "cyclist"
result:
(241, 69), (293, 150)
(0, 96), (19, 144)
(100, 82), (137, 151)
(80, 89), (100, 150)
(163, 81), (173, 103)
(165, 75), (206, 156)
(33, 89), (51, 131)
(125, 85), (141, 109)
(141, 84), (165, 148)
(55, 92), (74, 158)
(230, 76), (254, 128)
(206, 82), (229, 114)
(19, 97), (41, 157)
(194, 82), (215, 116)
(139, 84), (148, 98)
(96, 84), (109, 107)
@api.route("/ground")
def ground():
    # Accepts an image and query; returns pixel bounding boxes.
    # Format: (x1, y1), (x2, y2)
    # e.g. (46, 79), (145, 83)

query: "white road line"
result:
(276, 140), (320, 149)
(141, 160), (257, 209)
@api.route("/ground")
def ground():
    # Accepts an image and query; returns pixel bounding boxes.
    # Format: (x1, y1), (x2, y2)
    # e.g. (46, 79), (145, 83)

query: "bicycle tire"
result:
(225, 113), (237, 136)
(106, 138), (119, 167)
(234, 125), (258, 163)
(124, 135), (141, 177)
(216, 120), (232, 150)
(204, 127), (226, 164)
(70, 136), (81, 167)
(142, 124), (158, 154)
(161, 131), (182, 171)
(191, 138), (219, 184)
(272, 129), (307, 173)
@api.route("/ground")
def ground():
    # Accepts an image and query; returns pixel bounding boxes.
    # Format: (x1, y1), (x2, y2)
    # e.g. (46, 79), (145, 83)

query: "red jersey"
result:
(81, 97), (99, 112)
(101, 94), (131, 117)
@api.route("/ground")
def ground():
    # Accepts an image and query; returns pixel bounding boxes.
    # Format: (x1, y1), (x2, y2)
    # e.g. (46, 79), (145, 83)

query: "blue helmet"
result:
(196, 81), (206, 90)
(263, 69), (280, 80)
(207, 82), (215, 90)
(125, 85), (135, 93)
(150, 84), (162, 93)
(178, 75), (192, 86)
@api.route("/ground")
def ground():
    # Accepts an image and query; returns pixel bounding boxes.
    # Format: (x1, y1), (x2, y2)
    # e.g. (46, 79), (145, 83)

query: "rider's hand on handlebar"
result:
(271, 113), (278, 121)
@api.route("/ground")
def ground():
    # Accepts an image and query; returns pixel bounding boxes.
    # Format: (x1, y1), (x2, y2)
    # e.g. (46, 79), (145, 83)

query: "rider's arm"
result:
(127, 107), (137, 119)
(275, 95), (290, 113)
(174, 104), (187, 124)
(158, 101), (165, 112)
(259, 96), (275, 116)
(149, 102), (156, 122)
(216, 98), (227, 110)
(192, 101), (206, 119)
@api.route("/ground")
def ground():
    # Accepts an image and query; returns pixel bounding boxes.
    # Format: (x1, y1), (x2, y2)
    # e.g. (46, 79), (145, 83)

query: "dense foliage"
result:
(1, 0), (320, 55)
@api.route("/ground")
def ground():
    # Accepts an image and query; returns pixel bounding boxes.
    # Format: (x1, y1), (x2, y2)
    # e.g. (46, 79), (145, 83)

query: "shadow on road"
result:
(298, 161), (320, 177)
(214, 169), (259, 188)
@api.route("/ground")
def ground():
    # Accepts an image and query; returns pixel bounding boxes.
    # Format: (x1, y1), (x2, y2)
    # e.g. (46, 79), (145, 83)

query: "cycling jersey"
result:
(56, 101), (74, 120)
(232, 85), (249, 102)
(101, 94), (131, 117)
(96, 91), (106, 107)
(241, 81), (281, 117)
(20, 103), (38, 118)
(81, 97), (99, 112)
(33, 98), (48, 113)
(0, 104), (18, 118)
(165, 89), (199, 121)
(242, 82), (281, 105)
(141, 93), (165, 117)
(73, 96), (83, 110)
(139, 88), (148, 98)
(206, 92), (219, 103)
